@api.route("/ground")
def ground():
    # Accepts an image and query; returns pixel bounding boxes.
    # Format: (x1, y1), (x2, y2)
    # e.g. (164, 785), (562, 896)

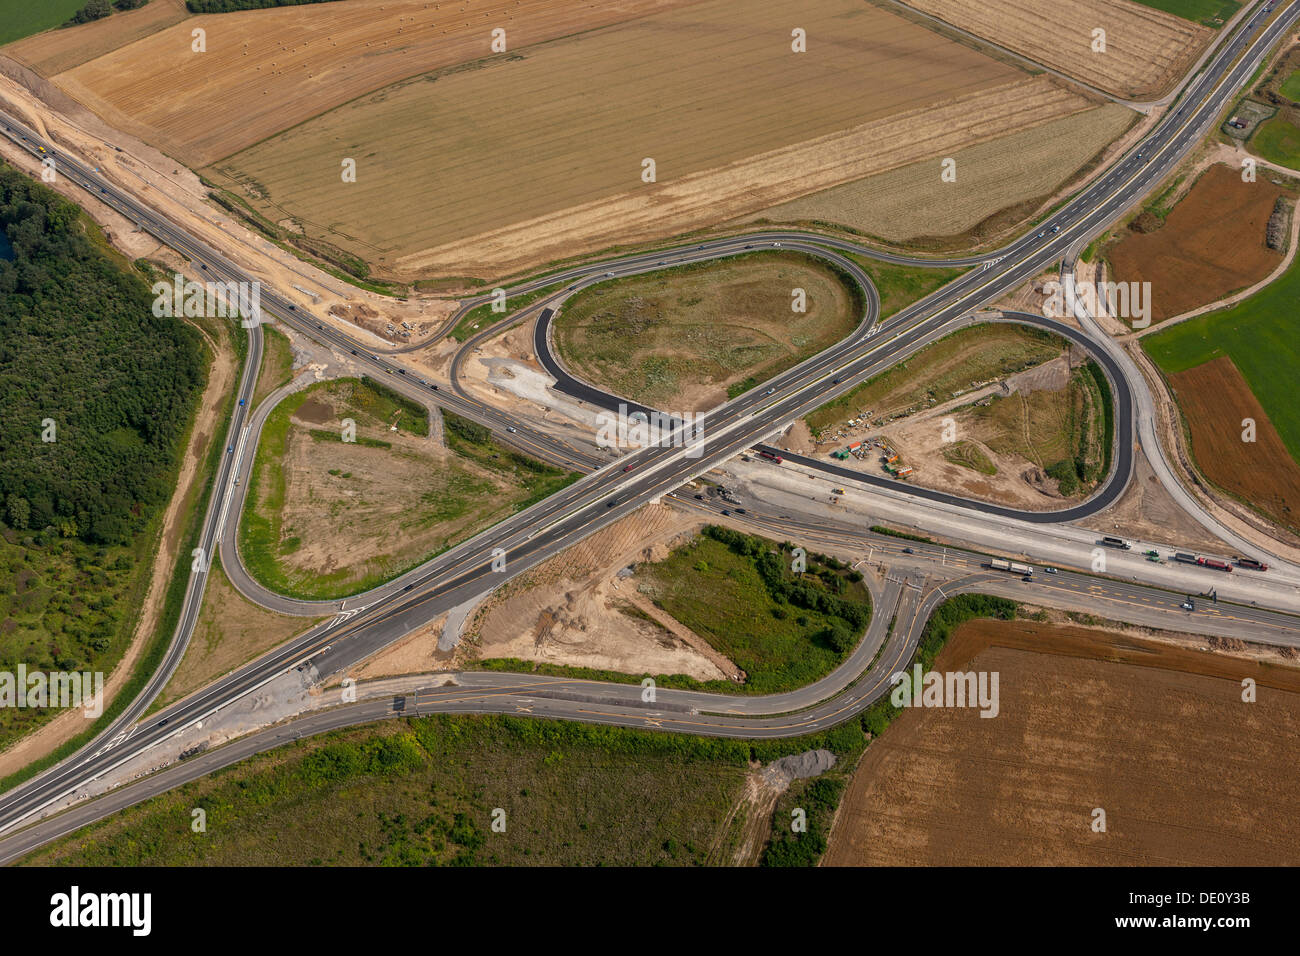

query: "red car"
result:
(623, 464), (635, 473)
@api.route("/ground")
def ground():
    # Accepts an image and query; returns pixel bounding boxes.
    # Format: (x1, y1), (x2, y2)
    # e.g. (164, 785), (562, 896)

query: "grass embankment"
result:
(0, 0), (86, 46)
(449, 281), (567, 343)
(252, 325), (294, 408)
(1143, 259), (1300, 461)
(804, 324), (1065, 437)
(849, 257), (967, 318)
(552, 251), (861, 409)
(638, 526), (871, 695)
(1252, 114), (1300, 170)
(959, 362), (1110, 495)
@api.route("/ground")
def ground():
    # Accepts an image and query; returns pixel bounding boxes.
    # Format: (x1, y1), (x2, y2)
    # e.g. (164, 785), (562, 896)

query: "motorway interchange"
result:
(0, 0), (1297, 860)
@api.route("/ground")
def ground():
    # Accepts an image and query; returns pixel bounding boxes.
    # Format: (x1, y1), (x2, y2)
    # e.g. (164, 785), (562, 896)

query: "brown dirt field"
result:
(826, 617), (1300, 866)
(51, 0), (707, 167)
(201, 0), (1084, 279)
(465, 505), (737, 681)
(1109, 164), (1286, 323)
(898, 0), (1214, 100)
(1169, 355), (1300, 535)
(159, 561), (323, 709)
(749, 103), (1136, 244)
(257, 384), (546, 595)
(5, 0), (190, 77)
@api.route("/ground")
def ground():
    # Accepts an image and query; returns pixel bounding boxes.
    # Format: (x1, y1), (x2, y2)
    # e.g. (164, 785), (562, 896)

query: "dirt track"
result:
(826, 617), (1300, 866)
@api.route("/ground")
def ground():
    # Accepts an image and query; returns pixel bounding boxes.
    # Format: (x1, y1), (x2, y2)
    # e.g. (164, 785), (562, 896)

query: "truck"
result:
(1100, 536), (1132, 550)
(1174, 552), (1199, 565)
(1197, 557), (1233, 573)
(990, 558), (1034, 576)
(1235, 557), (1269, 572)
(758, 450), (784, 464)
(895, 466), (914, 478)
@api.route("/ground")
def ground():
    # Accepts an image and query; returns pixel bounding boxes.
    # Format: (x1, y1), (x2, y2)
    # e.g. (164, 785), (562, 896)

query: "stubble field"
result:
(200, 0), (1086, 279)
(897, 0), (1214, 99)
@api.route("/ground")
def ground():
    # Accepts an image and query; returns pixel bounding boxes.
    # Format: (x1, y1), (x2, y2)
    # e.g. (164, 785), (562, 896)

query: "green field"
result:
(1143, 255), (1300, 460)
(1128, 0), (1239, 26)
(638, 526), (871, 695)
(1252, 113), (1300, 169)
(22, 713), (875, 867)
(0, 0), (87, 46)
(1280, 71), (1300, 103)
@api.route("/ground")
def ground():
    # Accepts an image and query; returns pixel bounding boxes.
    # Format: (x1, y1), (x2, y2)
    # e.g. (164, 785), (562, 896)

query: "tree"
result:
(5, 494), (28, 530)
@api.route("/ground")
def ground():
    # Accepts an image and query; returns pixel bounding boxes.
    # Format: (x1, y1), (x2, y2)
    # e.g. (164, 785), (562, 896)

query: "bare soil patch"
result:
(1109, 164), (1286, 323)
(465, 505), (733, 681)
(1168, 355), (1300, 534)
(826, 617), (1300, 866)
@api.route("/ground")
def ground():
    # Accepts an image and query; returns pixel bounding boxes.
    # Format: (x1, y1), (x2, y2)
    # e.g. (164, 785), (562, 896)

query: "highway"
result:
(0, 0), (1295, 854)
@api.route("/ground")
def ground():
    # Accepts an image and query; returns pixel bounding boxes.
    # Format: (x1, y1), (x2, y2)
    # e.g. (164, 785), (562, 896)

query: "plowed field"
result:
(826, 617), (1300, 865)
(1109, 164), (1286, 323)
(1168, 355), (1300, 533)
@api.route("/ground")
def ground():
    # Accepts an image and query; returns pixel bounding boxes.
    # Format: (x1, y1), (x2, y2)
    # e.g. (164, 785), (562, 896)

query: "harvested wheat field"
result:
(49, 0), (706, 166)
(899, 0), (1213, 100)
(750, 104), (1135, 245)
(1108, 164), (1287, 323)
(3, 0), (190, 77)
(826, 617), (1300, 866)
(1169, 355), (1300, 534)
(202, 0), (1089, 279)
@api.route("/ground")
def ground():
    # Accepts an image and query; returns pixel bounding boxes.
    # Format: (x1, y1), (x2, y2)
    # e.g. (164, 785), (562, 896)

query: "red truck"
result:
(1197, 557), (1233, 573)
(758, 450), (784, 464)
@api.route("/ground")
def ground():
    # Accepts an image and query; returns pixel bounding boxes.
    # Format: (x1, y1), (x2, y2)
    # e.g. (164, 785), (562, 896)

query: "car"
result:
(772, 241), (782, 247)
(200, 263), (207, 270)
(1181, 601), (1194, 611)
(902, 547), (914, 555)
(227, 445), (233, 453)
(1023, 574), (1033, 582)
(317, 324), (324, 330)
(506, 426), (517, 433)
(158, 718), (169, 727)
(288, 304), (296, 311)
(623, 464), (635, 472)
(1051, 225), (1060, 233)
(606, 498), (620, 508)
(1036, 231), (1045, 239)
(605, 272), (614, 277)
(398, 369), (406, 374)
(403, 584), (413, 591)
(350, 349), (357, 355)
(1044, 567), (1059, 574)
(745, 244), (753, 249)
(238, 398), (245, 406)
(721, 509), (732, 516)
(765, 387), (775, 395)
(431, 384), (439, 391)
(734, 507), (746, 515)
(694, 494), (704, 500)
(658, 261), (666, 265)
